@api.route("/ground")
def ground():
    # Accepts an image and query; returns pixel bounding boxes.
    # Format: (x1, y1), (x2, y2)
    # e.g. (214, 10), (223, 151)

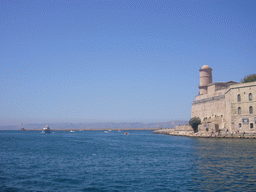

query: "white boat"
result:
(70, 130), (74, 133)
(42, 125), (52, 133)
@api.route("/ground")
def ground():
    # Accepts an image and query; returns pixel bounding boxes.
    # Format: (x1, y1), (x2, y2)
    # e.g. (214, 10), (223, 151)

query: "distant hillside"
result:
(0, 121), (188, 130)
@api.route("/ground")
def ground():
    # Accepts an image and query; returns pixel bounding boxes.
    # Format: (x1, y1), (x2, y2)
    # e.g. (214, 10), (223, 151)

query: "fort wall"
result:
(227, 82), (256, 132)
(191, 65), (255, 133)
(174, 125), (193, 132)
(191, 95), (226, 129)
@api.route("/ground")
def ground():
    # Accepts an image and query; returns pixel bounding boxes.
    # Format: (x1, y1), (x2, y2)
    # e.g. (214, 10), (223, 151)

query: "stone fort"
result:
(189, 65), (256, 133)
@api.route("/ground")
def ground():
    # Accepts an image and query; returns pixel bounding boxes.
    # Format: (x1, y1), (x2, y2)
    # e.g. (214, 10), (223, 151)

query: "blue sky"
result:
(0, 0), (255, 125)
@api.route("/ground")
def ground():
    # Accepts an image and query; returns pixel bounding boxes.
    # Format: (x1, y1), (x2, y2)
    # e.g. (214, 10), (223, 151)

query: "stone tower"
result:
(199, 65), (212, 95)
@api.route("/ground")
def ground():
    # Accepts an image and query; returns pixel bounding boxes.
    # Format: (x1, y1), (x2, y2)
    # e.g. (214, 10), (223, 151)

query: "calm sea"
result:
(0, 130), (256, 192)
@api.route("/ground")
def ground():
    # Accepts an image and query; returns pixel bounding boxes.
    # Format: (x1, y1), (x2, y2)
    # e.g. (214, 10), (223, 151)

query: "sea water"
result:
(0, 130), (256, 191)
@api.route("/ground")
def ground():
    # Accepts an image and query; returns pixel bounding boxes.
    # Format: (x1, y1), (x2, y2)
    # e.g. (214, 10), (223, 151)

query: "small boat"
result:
(42, 125), (52, 133)
(104, 131), (108, 133)
(70, 130), (74, 133)
(124, 132), (129, 135)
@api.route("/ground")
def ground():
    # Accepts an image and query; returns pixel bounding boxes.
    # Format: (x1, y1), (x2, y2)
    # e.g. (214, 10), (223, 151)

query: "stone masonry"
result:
(175, 65), (256, 134)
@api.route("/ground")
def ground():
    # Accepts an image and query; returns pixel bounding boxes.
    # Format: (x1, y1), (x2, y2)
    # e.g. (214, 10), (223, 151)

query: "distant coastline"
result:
(0, 120), (188, 131)
(20, 128), (157, 131)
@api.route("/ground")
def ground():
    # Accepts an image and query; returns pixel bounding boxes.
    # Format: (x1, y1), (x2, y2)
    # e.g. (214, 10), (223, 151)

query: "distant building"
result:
(191, 65), (256, 133)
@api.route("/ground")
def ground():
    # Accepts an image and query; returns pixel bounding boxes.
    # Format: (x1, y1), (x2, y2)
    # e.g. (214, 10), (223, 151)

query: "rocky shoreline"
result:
(153, 128), (256, 139)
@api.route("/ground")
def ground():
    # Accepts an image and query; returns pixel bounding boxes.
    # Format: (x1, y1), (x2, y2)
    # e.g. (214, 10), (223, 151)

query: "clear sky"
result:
(0, 0), (255, 125)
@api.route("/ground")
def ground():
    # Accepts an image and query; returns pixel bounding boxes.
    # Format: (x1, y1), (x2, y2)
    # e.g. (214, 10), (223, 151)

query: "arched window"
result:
(249, 106), (253, 114)
(238, 107), (241, 114)
(237, 94), (241, 102)
(249, 93), (252, 101)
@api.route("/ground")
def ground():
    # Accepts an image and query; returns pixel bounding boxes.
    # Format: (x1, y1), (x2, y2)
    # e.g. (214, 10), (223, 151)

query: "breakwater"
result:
(154, 128), (256, 139)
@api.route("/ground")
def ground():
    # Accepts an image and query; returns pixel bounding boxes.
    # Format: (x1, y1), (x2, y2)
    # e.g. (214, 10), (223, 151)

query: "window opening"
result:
(237, 94), (241, 102)
(249, 106), (253, 114)
(238, 107), (241, 114)
(249, 93), (252, 101)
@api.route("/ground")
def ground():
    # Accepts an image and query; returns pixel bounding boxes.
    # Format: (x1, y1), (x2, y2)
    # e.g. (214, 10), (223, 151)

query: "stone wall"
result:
(192, 65), (256, 133)
(174, 125), (193, 132)
(227, 82), (256, 132)
(191, 94), (226, 126)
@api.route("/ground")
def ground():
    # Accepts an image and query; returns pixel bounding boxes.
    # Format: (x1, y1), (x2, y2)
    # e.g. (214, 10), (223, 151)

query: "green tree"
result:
(241, 74), (256, 83)
(189, 117), (201, 133)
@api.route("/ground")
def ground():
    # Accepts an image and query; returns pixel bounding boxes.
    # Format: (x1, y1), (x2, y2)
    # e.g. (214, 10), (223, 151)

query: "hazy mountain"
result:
(0, 121), (188, 130)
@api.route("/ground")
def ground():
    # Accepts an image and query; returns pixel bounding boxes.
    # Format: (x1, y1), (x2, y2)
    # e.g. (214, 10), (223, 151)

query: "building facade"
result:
(191, 65), (256, 133)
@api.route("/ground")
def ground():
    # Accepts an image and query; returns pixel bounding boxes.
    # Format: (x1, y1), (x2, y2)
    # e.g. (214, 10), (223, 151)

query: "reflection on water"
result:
(191, 139), (256, 191)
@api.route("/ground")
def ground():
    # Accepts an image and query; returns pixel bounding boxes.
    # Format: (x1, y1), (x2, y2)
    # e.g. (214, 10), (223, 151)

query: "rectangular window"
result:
(243, 118), (249, 124)
(239, 123), (242, 128)
(250, 123), (254, 128)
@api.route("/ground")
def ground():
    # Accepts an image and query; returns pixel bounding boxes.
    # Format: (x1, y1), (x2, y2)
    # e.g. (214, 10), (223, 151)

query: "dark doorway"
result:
(215, 124), (220, 133)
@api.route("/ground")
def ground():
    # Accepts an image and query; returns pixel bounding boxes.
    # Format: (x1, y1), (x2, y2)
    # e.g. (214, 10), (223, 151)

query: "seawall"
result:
(154, 128), (256, 139)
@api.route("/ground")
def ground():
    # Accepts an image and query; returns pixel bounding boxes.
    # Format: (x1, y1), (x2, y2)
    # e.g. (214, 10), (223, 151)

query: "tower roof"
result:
(201, 65), (211, 70)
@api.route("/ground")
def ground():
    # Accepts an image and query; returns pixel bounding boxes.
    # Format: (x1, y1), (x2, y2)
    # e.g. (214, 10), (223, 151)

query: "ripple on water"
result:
(0, 131), (256, 191)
